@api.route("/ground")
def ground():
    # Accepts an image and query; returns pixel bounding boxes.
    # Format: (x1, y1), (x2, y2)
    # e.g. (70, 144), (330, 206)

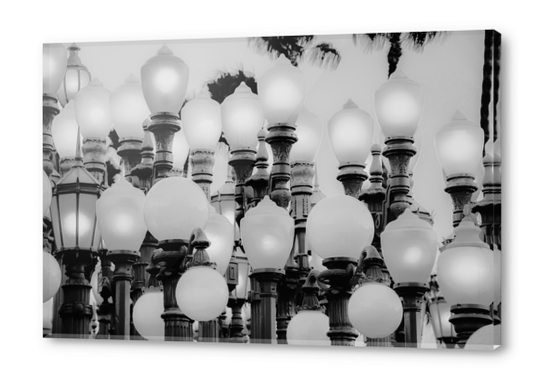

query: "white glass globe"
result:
(43, 171), (52, 217)
(240, 196), (294, 270)
(144, 177), (209, 241)
(172, 128), (190, 169)
(43, 251), (61, 303)
(435, 110), (484, 177)
(74, 78), (113, 139)
(57, 45), (92, 107)
(43, 44), (68, 96)
(464, 324), (501, 350)
(52, 100), (80, 158)
(181, 89), (222, 150)
(328, 99), (374, 165)
(290, 107), (323, 163)
(133, 290), (165, 341)
(204, 209), (234, 275)
(176, 266), (229, 321)
(141, 45), (189, 115)
(258, 54), (307, 125)
(374, 69), (424, 139)
(307, 194), (374, 260)
(348, 282), (403, 338)
(96, 177), (147, 251)
(381, 209), (438, 283)
(287, 310), (330, 346)
(221, 82), (265, 151)
(110, 74), (150, 140)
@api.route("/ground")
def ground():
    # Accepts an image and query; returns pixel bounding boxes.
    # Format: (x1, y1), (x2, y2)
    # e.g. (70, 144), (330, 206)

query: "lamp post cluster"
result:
(42, 41), (501, 349)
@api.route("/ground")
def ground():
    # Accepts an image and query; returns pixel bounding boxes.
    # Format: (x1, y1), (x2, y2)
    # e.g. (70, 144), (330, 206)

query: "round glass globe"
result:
(328, 99), (374, 165)
(144, 177), (209, 241)
(141, 45), (189, 115)
(290, 107), (323, 163)
(57, 46), (92, 107)
(172, 128), (190, 169)
(374, 69), (424, 139)
(204, 210), (234, 275)
(381, 209), (438, 284)
(96, 177), (147, 251)
(287, 310), (330, 346)
(464, 324), (501, 350)
(52, 100), (80, 158)
(74, 78), (113, 139)
(240, 196), (294, 270)
(221, 82), (264, 151)
(181, 90), (222, 150)
(176, 266), (229, 321)
(110, 74), (150, 140)
(348, 282), (403, 339)
(307, 194), (374, 260)
(43, 171), (52, 217)
(43, 251), (62, 303)
(435, 110), (484, 177)
(43, 44), (68, 96)
(258, 54), (307, 125)
(133, 291), (165, 341)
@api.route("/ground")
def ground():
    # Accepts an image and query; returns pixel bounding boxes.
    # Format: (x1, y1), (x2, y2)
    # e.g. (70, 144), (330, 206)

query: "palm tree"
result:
(248, 35), (342, 70)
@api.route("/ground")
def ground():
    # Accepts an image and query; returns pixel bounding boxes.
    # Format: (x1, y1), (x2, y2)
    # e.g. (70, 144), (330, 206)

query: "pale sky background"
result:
(73, 30), (487, 242)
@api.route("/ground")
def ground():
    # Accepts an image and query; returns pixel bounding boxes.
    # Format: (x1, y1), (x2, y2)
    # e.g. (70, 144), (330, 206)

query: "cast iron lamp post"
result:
(227, 244), (250, 343)
(57, 43), (91, 107)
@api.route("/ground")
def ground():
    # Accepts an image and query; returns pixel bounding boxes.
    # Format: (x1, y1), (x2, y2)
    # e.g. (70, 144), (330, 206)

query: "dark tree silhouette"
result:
(353, 32), (447, 78)
(249, 35), (341, 70)
(480, 30), (501, 154)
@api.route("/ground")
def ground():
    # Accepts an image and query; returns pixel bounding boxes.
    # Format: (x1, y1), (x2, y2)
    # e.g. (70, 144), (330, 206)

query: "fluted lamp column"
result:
(435, 110), (484, 227)
(141, 45), (189, 182)
(328, 99), (373, 198)
(375, 70), (424, 220)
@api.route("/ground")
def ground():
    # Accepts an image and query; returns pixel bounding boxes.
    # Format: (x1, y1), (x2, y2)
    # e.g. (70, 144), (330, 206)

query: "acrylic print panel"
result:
(42, 30), (501, 350)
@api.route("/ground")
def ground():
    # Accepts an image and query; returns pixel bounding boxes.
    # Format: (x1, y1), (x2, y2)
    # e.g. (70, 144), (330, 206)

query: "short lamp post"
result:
(381, 209), (438, 347)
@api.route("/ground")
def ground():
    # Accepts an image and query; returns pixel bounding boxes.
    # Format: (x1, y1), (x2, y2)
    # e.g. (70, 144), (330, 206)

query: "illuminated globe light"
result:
(306, 194), (374, 261)
(110, 74), (150, 140)
(258, 54), (307, 125)
(464, 324), (501, 350)
(435, 110), (484, 177)
(221, 82), (265, 151)
(240, 196), (295, 270)
(141, 45), (189, 115)
(96, 177), (147, 251)
(75, 78), (113, 139)
(43, 171), (52, 217)
(286, 311), (330, 346)
(176, 266), (229, 321)
(374, 69), (424, 139)
(43, 298), (54, 336)
(182, 89), (222, 150)
(348, 282), (403, 338)
(133, 290), (165, 341)
(43, 43), (68, 96)
(51, 100), (80, 158)
(144, 177), (209, 241)
(57, 44), (91, 106)
(328, 99), (374, 165)
(203, 208), (234, 275)
(172, 128), (190, 169)
(290, 107), (323, 163)
(381, 209), (438, 284)
(43, 251), (62, 303)
(437, 216), (495, 307)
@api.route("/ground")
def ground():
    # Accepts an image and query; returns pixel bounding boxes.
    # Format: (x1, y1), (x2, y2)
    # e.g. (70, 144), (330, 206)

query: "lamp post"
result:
(473, 153), (501, 249)
(328, 99), (373, 198)
(57, 43), (91, 106)
(435, 110), (484, 227)
(228, 245), (250, 343)
(241, 196), (294, 343)
(308, 195), (374, 346)
(245, 128), (270, 206)
(141, 45), (188, 182)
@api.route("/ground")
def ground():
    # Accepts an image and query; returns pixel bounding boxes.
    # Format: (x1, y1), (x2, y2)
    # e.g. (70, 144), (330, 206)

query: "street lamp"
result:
(52, 101), (81, 176)
(381, 208), (438, 347)
(133, 288), (165, 341)
(328, 99), (374, 198)
(211, 168), (236, 226)
(204, 208), (234, 276)
(57, 44), (92, 107)
(96, 177), (147, 338)
(435, 110), (484, 226)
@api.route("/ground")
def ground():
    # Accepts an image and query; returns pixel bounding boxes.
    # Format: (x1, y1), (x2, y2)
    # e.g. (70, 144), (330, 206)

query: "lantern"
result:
(57, 44), (91, 106)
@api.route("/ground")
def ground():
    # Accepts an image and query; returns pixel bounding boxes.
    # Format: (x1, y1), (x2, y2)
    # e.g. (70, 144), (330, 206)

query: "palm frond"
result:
(401, 31), (449, 52)
(303, 42), (342, 71)
(205, 68), (257, 104)
(352, 33), (388, 53)
(248, 36), (315, 66)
